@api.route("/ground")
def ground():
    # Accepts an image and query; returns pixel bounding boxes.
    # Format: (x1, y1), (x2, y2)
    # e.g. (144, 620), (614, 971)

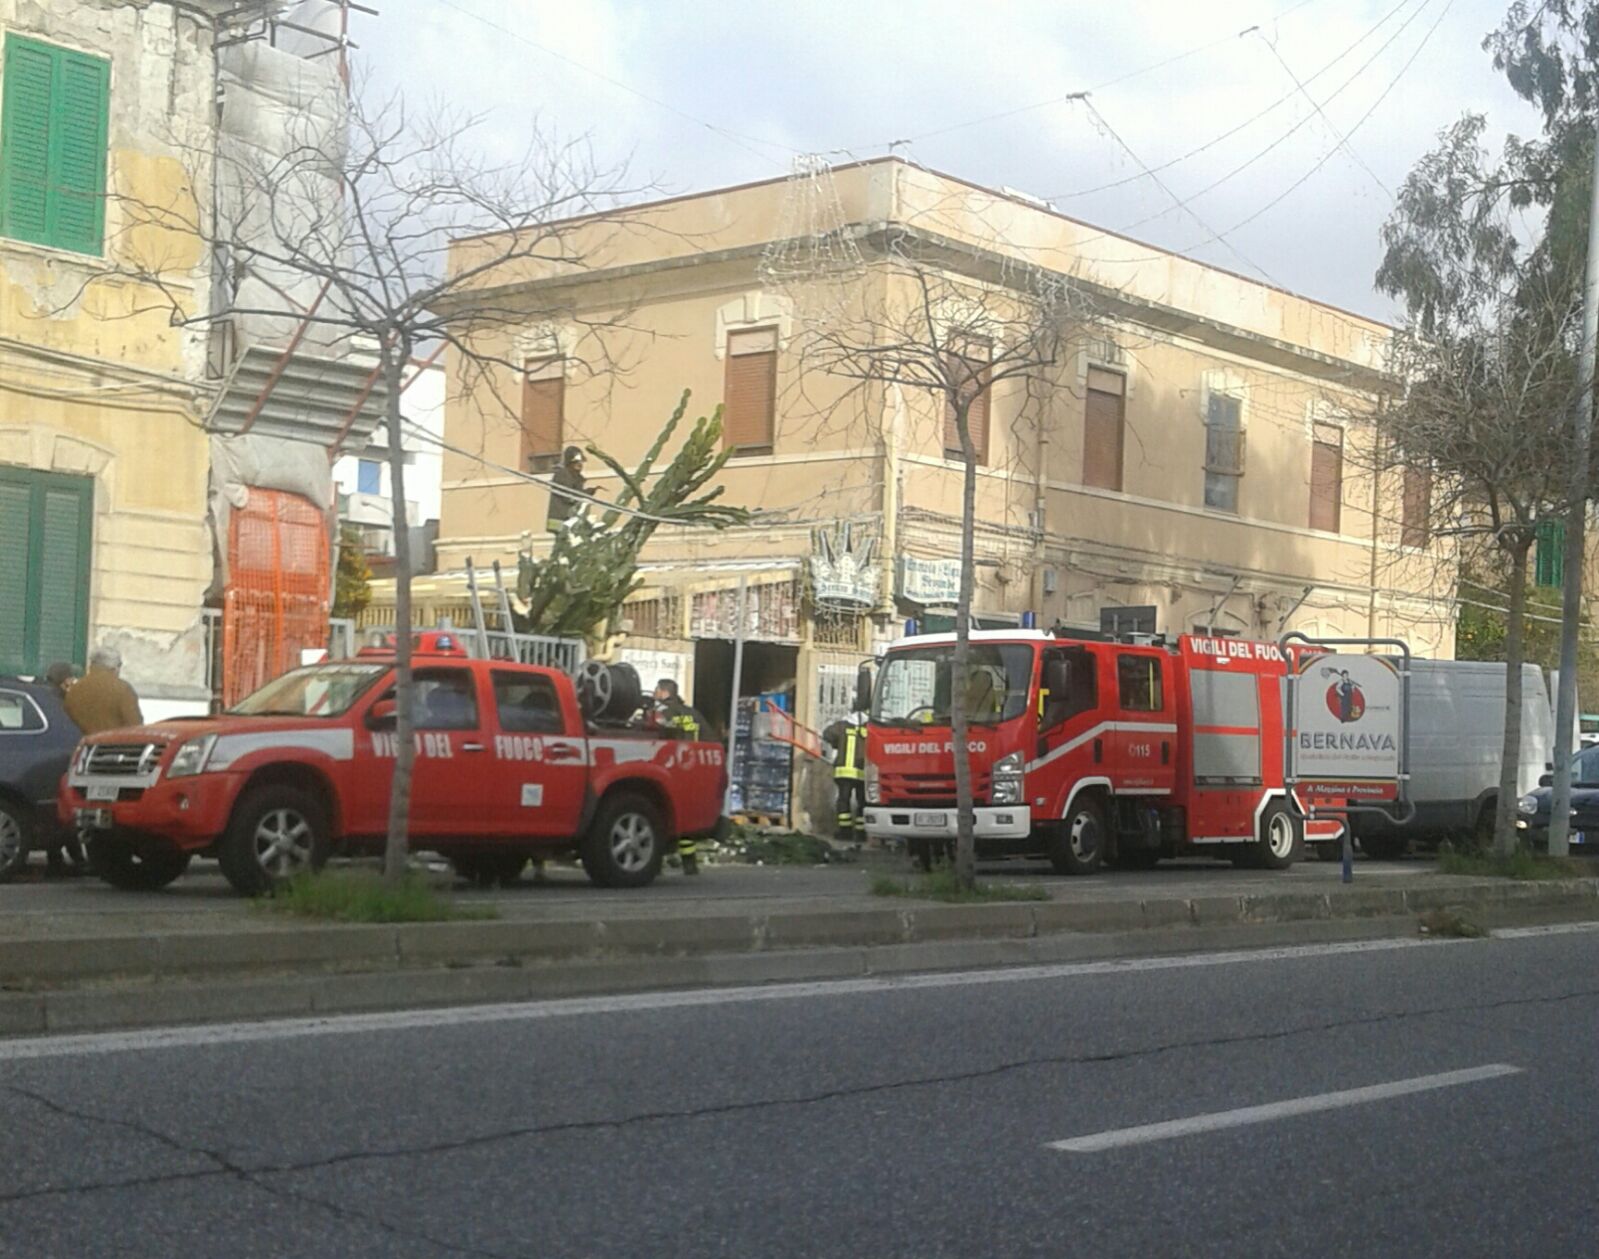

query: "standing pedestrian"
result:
(64, 646), (143, 734)
(650, 679), (707, 874)
(545, 445), (588, 532)
(822, 708), (868, 844)
(42, 663), (88, 876)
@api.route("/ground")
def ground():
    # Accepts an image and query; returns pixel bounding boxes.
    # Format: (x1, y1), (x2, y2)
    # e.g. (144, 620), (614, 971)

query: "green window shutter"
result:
(33, 483), (92, 670)
(1535, 520), (1565, 589)
(0, 479), (30, 674)
(1, 35), (55, 246)
(50, 48), (110, 254)
(0, 35), (109, 254)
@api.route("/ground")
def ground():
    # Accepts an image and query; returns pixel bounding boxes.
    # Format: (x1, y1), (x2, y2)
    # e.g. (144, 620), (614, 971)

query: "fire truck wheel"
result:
(1255, 803), (1302, 870)
(1050, 797), (1106, 875)
(581, 793), (666, 888)
(86, 836), (192, 891)
(219, 786), (331, 896)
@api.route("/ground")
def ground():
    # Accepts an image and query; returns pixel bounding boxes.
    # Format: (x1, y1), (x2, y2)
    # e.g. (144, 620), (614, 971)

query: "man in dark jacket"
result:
(822, 709), (868, 844)
(648, 679), (707, 874)
(545, 445), (587, 532)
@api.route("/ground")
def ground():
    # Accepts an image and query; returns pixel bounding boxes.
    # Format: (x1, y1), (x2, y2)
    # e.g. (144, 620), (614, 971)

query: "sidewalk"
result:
(2, 856), (1596, 1036)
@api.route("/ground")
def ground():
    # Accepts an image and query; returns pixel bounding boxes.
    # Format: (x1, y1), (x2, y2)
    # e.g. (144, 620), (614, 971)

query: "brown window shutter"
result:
(1309, 424), (1343, 533)
(1083, 369), (1125, 491)
(520, 366), (564, 470)
(943, 349), (991, 464)
(724, 329), (777, 451)
(1402, 465), (1431, 547)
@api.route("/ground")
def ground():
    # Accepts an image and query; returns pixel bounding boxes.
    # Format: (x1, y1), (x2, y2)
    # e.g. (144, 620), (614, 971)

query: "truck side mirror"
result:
(366, 698), (399, 730)
(855, 664), (873, 714)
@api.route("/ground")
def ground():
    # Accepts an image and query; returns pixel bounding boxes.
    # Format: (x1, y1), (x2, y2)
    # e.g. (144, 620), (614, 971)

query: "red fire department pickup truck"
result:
(58, 638), (726, 895)
(863, 629), (1343, 872)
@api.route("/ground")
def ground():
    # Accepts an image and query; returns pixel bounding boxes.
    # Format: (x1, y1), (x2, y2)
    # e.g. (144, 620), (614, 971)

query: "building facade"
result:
(429, 158), (1452, 828)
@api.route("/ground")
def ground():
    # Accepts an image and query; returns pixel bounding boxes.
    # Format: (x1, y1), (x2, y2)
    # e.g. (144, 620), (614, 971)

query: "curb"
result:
(2, 878), (1595, 991)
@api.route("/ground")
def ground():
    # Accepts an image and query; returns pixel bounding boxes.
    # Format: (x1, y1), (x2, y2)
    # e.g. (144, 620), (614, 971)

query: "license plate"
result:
(74, 808), (112, 830)
(85, 784), (119, 802)
(914, 812), (945, 827)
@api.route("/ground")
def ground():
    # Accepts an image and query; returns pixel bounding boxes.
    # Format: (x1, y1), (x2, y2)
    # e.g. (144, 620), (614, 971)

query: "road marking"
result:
(1493, 921), (1599, 939)
(0, 936), (1484, 1064)
(1046, 1064), (1523, 1153)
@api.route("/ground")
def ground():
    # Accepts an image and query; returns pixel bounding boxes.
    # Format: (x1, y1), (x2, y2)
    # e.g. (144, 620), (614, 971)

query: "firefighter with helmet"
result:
(823, 708), (868, 844)
(650, 678), (706, 875)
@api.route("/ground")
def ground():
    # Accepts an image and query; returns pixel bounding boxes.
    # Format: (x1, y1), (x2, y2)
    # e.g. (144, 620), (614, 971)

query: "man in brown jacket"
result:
(64, 646), (144, 734)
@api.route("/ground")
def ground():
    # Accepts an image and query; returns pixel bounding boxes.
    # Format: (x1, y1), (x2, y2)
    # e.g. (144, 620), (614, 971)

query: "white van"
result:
(1352, 660), (1554, 857)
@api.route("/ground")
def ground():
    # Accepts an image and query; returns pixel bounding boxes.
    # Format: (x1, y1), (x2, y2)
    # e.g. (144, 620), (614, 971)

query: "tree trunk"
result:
(1492, 539), (1531, 857)
(950, 403), (978, 890)
(382, 350), (416, 883)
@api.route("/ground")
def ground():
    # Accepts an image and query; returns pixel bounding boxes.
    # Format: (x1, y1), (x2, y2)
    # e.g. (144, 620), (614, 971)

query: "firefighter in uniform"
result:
(823, 709), (868, 844)
(650, 679), (706, 875)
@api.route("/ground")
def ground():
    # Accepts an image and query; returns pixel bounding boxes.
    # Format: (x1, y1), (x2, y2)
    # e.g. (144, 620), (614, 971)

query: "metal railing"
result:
(360, 622), (586, 674)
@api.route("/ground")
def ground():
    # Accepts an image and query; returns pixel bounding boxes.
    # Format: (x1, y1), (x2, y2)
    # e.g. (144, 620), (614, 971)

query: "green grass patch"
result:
(261, 870), (498, 923)
(869, 867), (1048, 904)
(1437, 848), (1588, 881)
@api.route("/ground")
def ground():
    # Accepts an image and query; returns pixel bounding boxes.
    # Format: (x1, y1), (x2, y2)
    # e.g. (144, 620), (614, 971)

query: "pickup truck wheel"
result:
(581, 794), (665, 888)
(1050, 798), (1105, 875)
(219, 786), (330, 896)
(1255, 802), (1302, 870)
(86, 836), (191, 891)
(0, 798), (29, 882)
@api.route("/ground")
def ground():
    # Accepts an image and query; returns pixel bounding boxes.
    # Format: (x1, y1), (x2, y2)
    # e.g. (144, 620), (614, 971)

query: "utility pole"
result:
(1549, 126), (1599, 856)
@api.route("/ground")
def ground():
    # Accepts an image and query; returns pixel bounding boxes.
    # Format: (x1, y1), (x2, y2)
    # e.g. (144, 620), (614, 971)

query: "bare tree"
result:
(104, 84), (647, 882)
(796, 230), (1091, 888)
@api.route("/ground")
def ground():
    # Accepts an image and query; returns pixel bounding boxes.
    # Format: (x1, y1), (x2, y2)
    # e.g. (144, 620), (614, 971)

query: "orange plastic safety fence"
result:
(222, 488), (330, 705)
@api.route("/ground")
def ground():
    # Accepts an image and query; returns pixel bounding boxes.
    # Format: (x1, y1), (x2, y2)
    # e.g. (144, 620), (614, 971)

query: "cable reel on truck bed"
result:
(575, 659), (643, 722)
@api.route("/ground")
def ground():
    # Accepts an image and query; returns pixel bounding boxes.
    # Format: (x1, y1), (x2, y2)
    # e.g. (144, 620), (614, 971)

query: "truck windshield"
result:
(872, 643), (1034, 726)
(229, 664), (388, 718)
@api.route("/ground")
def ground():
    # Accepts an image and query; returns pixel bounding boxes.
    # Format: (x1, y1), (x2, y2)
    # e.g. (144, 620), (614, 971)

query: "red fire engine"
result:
(862, 629), (1342, 872)
(59, 635), (726, 895)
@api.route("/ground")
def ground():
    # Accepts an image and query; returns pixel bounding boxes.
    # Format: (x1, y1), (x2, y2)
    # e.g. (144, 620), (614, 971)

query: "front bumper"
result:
(58, 772), (243, 850)
(864, 805), (1031, 841)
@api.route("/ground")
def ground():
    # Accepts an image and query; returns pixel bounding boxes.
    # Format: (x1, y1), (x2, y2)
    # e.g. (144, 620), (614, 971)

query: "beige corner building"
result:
(433, 158), (1452, 826)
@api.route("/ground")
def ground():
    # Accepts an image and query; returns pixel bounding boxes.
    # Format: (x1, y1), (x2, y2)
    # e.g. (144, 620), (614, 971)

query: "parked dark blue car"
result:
(1516, 745), (1599, 848)
(0, 677), (83, 880)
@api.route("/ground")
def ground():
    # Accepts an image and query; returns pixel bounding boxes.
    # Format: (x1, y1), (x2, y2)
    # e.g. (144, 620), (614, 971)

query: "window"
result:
(1, 35), (110, 255)
(1191, 624), (1241, 638)
(724, 327), (777, 452)
(1536, 520), (1565, 589)
(1100, 605), (1156, 637)
(229, 664), (386, 718)
(0, 466), (92, 678)
(0, 690), (45, 732)
(1402, 464), (1431, 548)
(1117, 655), (1164, 712)
(943, 342), (992, 464)
(1082, 367), (1125, 491)
(356, 459), (381, 495)
(388, 668), (480, 731)
(1203, 392), (1244, 512)
(1309, 422), (1343, 533)
(1042, 647), (1097, 727)
(493, 671), (564, 734)
(521, 359), (565, 472)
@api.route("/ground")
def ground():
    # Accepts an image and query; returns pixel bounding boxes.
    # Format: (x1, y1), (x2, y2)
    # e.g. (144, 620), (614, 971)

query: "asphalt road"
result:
(3, 926), (1597, 1257)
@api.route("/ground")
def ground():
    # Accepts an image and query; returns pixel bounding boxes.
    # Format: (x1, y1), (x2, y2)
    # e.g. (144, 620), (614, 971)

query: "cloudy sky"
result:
(356, 0), (1541, 322)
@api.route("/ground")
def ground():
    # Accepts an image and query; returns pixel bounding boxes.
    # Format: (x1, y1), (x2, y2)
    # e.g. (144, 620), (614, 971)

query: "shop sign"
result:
(898, 556), (963, 605)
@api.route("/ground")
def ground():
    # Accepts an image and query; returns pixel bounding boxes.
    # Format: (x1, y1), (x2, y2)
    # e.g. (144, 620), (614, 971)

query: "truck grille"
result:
(880, 771), (992, 808)
(85, 742), (166, 777)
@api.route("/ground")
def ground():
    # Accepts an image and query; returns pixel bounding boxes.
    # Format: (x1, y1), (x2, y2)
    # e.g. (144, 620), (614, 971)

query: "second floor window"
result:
(724, 327), (777, 453)
(521, 359), (565, 473)
(1083, 367), (1125, 491)
(1402, 464), (1431, 548)
(1309, 422), (1344, 533)
(942, 341), (992, 464)
(1, 35), (110, 255)
(1203, 392), (1244, 513)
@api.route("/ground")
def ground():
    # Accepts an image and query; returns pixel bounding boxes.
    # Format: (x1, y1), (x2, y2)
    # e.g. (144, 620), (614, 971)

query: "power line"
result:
(1255, 29), (1392, 198)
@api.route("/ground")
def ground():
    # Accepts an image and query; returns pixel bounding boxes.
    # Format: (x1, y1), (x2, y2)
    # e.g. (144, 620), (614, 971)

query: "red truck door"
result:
(486, 668), (587, 839)
(1109, 649), (1177, 795)
(1035, 643), (1110, 794)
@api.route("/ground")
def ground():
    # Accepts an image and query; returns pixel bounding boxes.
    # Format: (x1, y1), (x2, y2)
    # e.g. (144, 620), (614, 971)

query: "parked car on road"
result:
(1517, 745), (1599, 849)
(0, 677), (82, 881)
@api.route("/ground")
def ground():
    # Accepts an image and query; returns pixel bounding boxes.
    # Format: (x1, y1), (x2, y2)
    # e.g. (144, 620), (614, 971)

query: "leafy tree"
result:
(515, 391), (749, 642)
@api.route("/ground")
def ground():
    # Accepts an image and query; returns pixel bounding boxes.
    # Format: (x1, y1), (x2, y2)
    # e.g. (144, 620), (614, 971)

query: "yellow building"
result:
(0, 0), (215, 707)
(427, 158), (1452, 826)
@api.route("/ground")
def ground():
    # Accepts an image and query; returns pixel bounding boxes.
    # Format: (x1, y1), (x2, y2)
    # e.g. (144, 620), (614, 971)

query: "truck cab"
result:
(863, 629), (1341, 873)
(60, 643), (726, 895)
